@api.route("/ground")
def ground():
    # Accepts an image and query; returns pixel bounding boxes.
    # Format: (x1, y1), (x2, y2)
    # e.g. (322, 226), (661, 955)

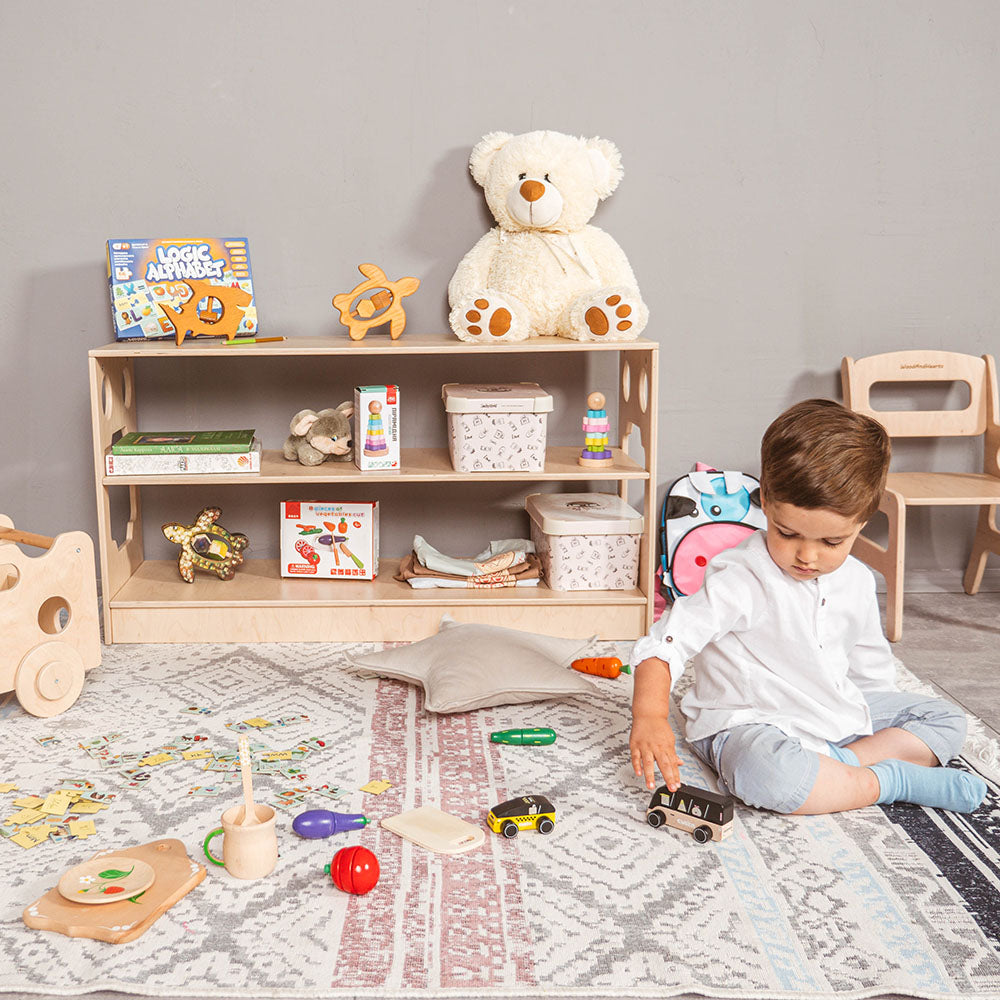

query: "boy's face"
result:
(761, 499), (865, 581)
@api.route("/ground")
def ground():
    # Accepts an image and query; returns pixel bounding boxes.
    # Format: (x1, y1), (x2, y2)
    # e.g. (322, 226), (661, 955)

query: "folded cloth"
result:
(395, 551), (541, 588)
(402, 575), (540, 589)
(412, 535), (533, 577)
(401, 552), (539, 581)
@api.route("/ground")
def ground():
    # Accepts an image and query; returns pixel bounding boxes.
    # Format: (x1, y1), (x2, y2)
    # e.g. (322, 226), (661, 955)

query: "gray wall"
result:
(2, 1), (998, 585)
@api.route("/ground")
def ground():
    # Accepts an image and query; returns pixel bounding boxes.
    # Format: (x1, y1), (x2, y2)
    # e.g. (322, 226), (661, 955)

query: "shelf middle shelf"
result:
(102, 446), (648, 485)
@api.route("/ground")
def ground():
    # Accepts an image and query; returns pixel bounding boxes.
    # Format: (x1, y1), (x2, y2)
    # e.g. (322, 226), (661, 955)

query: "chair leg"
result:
(850, 490), (906, 641)
(963, 503), (1000, 595)
(882, 495), (906, 643)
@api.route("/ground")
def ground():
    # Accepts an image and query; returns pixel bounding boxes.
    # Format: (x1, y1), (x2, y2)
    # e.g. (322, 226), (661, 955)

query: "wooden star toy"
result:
(161, 507), (248, 583)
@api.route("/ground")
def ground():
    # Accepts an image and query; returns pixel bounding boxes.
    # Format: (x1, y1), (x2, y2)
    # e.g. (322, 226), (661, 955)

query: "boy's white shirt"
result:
(631, 531), (897, 754)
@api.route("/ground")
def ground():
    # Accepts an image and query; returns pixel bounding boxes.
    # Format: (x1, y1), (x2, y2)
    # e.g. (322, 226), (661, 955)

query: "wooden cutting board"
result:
(23, 838), (205, 943)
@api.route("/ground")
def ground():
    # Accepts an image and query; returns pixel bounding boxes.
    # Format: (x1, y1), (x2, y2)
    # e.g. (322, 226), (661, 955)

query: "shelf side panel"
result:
(89, 355), (143, 640)
(618, 347), (659, 632)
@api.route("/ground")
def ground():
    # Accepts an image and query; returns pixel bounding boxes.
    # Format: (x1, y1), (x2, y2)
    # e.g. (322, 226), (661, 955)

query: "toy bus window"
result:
(1, 563), (20, 591)
(38, 596), (71, 634)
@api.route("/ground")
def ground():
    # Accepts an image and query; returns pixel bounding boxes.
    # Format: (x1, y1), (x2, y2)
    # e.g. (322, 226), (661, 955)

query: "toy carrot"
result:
(571, 656), (631, 679)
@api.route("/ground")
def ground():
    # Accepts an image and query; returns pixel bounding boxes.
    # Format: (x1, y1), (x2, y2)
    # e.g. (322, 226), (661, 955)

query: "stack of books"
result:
(105, 429), (261, 476)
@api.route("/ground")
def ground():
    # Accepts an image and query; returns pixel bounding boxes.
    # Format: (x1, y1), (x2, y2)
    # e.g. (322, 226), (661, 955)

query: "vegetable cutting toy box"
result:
(442, 383), (553, 472)
(525, 492), (643, 591)
(280, 502), (379, 579)
(355, 385), (400, 471)
(106, 238), (256, 342)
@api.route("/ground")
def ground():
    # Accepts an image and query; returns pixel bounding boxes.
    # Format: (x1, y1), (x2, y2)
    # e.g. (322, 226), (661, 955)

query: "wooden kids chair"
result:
(841, 350), (1000, 641)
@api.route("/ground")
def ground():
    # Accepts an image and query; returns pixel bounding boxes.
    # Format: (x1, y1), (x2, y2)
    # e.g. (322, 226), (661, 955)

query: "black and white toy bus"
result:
(646, 782), (735, 843)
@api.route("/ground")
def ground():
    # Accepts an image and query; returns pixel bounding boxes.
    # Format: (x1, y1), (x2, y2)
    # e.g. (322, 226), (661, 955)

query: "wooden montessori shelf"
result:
(89, 334), (659, 644)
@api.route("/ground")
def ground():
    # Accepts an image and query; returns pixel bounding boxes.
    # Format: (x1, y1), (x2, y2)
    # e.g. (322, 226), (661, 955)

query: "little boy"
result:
(630, 399), (987, 815)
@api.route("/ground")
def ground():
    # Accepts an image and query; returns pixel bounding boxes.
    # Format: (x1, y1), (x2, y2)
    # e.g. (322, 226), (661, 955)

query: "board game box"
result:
(106, 238), (257, 343)
(280, 502), (379, 580)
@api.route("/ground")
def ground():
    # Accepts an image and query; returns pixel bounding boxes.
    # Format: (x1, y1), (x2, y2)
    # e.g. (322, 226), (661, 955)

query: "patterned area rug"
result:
(0, 640), (998, 999)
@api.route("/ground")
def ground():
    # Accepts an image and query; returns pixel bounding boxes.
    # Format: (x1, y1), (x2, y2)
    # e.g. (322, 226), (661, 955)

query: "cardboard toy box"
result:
(525, 492), (643, 591)
(442, 383), (553, 473)
(280, 501), (379, 579)
(355, 385), (400, 471)
(106, 238), (256, 342)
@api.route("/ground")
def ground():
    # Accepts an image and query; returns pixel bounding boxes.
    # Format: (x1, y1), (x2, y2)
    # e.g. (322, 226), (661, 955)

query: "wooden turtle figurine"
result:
(332, 263), (420, 341)
(162, 507), (248, 583)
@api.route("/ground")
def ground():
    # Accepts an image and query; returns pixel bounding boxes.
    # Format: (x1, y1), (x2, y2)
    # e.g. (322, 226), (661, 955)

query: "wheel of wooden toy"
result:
(15, 642), (86, 717)
(646, 810), (664, 829)
(692, 825), (712, 845)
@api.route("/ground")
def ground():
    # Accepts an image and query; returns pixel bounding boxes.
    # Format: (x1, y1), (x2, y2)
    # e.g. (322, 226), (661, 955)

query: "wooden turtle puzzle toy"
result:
(332, 263), (420, 341)
(162, 507), (248, 583)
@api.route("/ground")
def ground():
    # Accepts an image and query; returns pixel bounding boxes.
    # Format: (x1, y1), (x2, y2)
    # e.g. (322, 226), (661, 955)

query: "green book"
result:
(111, 429), (256, 455)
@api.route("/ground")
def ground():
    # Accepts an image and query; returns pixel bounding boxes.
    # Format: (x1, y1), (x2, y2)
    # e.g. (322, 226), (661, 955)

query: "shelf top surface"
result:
(90, 333), (659, 358)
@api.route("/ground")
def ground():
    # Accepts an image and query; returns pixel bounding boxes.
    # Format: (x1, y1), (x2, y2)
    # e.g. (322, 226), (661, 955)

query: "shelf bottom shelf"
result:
(106, 559), (650, 643)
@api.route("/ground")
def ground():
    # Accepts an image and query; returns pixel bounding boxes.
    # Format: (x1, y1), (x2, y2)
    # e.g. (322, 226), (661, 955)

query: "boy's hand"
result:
(630, 715), (682, 792)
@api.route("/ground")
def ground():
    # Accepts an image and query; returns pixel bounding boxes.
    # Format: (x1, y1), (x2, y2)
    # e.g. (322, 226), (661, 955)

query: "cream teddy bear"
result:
(448, 129), (648, 342)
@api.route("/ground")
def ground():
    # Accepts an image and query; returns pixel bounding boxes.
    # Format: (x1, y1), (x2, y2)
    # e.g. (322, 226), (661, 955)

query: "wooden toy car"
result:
(645, 783), (735, 844)
(486, 795), (556, 838)
(0, 515), (101, 717)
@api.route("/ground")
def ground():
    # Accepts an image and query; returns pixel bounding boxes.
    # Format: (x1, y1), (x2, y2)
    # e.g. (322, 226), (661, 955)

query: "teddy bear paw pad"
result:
(451, 292), (526, 342)
(585, 295), (633, 337)
(466, 298), (513, 337)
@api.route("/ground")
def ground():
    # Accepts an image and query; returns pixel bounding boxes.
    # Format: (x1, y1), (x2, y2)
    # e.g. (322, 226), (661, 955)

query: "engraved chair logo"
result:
(900, 363), (945, 369)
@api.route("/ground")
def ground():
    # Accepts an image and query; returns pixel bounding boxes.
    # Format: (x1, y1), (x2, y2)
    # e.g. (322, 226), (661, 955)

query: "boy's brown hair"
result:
(759, 398), (890, 522)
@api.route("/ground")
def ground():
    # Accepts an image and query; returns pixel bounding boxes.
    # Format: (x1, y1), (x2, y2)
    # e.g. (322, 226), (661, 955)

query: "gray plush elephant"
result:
(282, 402), (355, 465)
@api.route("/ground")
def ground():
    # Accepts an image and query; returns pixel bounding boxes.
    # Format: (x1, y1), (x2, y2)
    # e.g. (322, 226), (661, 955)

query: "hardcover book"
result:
(106, 440), (261, 476)
(111, 430), (255, 455)
(106, 238), (257, 342)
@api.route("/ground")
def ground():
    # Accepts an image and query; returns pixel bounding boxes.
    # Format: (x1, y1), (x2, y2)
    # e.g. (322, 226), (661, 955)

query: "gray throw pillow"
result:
(344, 615), (596, 713)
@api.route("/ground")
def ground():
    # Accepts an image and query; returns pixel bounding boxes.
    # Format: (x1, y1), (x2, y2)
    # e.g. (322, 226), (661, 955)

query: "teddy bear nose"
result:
(519, 179), (546, 202)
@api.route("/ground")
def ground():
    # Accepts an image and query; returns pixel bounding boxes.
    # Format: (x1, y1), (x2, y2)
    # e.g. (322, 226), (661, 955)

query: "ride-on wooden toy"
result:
(0, 514), (101, 716)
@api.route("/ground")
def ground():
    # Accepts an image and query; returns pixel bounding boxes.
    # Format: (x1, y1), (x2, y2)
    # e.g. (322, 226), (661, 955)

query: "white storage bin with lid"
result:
(526, 492), (644, 591)
(442, 383), (553, 472)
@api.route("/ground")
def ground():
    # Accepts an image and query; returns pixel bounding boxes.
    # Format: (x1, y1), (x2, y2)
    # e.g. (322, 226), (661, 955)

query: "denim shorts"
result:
(686, 689), (967, 814)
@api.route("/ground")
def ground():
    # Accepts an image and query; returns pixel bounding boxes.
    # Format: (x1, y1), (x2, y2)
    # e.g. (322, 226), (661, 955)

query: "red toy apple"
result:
(325, 846), (379, 895)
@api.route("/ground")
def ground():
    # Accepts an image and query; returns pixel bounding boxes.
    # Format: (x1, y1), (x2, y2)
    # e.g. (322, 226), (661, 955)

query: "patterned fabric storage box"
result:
(442, 383), (553, 472)
(526, 492), (643, 591)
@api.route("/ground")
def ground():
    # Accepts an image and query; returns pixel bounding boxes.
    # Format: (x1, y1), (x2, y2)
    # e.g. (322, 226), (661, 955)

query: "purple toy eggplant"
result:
(292, 808), (369, 839)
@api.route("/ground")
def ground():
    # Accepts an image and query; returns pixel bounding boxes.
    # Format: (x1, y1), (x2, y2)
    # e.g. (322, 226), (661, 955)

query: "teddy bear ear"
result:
(469, 131), (513, 186)
(586, 137), (624, 199)
(337, 401), (355, 419)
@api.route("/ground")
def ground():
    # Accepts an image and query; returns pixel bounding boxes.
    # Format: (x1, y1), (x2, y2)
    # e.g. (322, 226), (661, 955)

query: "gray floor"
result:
(887, 590), (1000, 743)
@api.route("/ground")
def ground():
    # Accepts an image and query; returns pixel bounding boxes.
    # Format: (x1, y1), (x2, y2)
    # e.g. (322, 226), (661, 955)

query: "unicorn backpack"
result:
(660, 463), (766, 600)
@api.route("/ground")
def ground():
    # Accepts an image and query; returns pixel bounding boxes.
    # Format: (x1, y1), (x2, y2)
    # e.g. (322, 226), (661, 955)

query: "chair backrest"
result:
(841, 350), (996, 438)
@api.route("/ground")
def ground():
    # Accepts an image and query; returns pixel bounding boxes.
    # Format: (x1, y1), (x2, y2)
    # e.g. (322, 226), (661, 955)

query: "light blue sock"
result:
(827, 742), (860, 766)
(869, 759), (987, 813)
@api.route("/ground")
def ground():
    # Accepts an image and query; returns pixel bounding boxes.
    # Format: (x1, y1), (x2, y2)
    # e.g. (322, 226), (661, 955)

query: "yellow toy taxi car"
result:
(487, 795), (556, 838)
